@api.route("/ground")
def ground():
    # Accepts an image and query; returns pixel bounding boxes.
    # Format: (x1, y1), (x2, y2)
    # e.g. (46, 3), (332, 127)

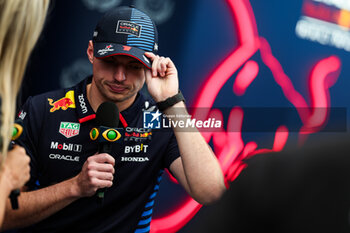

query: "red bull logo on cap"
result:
(48, 90), (76, 113)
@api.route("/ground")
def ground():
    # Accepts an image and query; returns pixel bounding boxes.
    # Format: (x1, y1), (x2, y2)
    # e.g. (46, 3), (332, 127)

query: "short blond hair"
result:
(0, 0), (50, 167)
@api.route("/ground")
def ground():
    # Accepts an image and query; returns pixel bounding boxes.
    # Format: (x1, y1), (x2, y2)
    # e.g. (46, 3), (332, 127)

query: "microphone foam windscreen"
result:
(96, 102), (119, 127)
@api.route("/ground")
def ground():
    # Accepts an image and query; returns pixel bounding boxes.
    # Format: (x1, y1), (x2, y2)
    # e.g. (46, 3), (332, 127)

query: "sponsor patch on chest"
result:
(59, 122), (80, 138)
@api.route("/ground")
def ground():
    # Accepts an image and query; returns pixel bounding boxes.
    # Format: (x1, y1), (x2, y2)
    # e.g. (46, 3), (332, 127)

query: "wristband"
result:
(156, 91), (185, 111)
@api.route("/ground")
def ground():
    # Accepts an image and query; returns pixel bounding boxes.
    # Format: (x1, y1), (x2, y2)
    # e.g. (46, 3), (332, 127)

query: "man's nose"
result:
(114, 65), (126, 82)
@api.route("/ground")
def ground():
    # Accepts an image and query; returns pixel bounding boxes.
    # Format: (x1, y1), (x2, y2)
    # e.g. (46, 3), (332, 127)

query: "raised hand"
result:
(144, 52), (179, 102)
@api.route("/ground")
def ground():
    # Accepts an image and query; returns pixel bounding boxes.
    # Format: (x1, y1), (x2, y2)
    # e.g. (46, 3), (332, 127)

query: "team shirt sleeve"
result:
(16, 96), (44, 190)
(162, 132), (181, 169)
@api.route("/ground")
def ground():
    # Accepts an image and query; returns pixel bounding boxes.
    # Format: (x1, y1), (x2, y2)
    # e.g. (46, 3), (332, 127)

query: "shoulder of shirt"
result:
(27, 76), (90, 106)
(26, 86), (75, 105)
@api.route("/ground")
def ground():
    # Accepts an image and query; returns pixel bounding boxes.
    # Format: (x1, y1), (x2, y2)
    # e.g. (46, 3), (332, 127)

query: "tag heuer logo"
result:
(59, 122), (80, 138)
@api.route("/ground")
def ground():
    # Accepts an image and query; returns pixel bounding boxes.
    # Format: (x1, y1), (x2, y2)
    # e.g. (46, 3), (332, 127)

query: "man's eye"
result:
(103, 59), (114, 63)
(127, 64), (142, 70)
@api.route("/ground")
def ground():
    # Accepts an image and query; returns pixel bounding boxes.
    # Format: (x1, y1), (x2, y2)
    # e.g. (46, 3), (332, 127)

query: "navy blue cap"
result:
(92, 6), (158, 69)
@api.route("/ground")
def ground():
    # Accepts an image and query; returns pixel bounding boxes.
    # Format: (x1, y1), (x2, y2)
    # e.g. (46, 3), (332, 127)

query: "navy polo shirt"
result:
(17, 76), (180, 233)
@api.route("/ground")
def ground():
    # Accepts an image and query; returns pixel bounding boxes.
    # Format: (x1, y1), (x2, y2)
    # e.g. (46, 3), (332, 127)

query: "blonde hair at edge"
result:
(0, 0), (49, 168)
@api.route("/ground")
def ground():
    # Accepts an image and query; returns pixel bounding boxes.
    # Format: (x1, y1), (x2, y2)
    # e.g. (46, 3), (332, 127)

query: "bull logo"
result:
(48, 90), (76, 113)
(151, 0), (342, 232)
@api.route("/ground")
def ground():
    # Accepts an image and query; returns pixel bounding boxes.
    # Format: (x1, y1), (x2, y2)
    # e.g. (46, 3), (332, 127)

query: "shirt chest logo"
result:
(124, 127), (152, 142)
(124, 144), (148, 154)
(59, 122), (80, 138)
(48, 90), (76, 113)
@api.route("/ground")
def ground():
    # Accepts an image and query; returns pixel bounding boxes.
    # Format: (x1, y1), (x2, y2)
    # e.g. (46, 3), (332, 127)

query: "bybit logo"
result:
(124, 144), (149, 154)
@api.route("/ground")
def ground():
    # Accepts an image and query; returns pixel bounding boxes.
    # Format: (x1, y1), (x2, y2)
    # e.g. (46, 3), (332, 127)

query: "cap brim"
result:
(94, 43), (151, 69)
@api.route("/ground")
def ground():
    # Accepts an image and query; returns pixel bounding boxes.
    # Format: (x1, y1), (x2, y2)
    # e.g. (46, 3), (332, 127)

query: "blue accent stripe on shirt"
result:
(135, 170), (164, 232)
(149, 191), (157, 200)
(138, 216), (152, 226)
(145, 200), (154, 208)
(135, 225), (150, 233)
(135, 226), (151, 233)
(142, 208), (153, 217)
(154, 184), (159, 191)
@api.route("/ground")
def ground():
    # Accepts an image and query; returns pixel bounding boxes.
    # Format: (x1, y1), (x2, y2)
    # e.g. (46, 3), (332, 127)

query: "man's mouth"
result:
(107, 84), (128, 93)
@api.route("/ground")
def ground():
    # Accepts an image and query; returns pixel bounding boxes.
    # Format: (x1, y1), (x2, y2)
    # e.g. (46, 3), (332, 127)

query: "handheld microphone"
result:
(94, 102), (120, 202)
(9, 119), (24, 210)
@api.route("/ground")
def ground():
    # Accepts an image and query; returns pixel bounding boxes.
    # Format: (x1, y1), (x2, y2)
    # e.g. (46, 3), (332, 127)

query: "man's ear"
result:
(87, 40), (94, 64)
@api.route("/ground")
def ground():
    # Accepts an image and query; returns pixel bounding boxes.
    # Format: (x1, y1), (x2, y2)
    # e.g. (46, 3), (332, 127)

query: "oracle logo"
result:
(49, 154), (80, 162)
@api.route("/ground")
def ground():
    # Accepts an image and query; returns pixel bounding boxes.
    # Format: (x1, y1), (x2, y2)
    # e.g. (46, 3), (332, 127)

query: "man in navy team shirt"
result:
(3, 6), (225, 232)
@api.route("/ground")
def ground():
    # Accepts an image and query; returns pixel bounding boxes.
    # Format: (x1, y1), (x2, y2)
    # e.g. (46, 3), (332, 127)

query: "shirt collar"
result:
(120, 92), (144, 122)
(74, 76), (96, 123)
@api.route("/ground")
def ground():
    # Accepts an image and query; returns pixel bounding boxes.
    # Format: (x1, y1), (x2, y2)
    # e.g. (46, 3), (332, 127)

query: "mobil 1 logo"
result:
(50, 141), (82, 152)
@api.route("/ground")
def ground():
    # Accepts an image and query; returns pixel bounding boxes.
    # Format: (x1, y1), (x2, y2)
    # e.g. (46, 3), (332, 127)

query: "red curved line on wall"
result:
(218, 108), (244, 171)
(272, 126), (289, 152)
(303, 56), (341, 131)
(192, 0), (259, 109)
(151, 0), (258, 232)
(258, 37), (310, 123)
(258, 37), (341, 129)
(233, 60), (259, 96)
(151, 0), (342, 232)
(241, 126), (290, 161)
